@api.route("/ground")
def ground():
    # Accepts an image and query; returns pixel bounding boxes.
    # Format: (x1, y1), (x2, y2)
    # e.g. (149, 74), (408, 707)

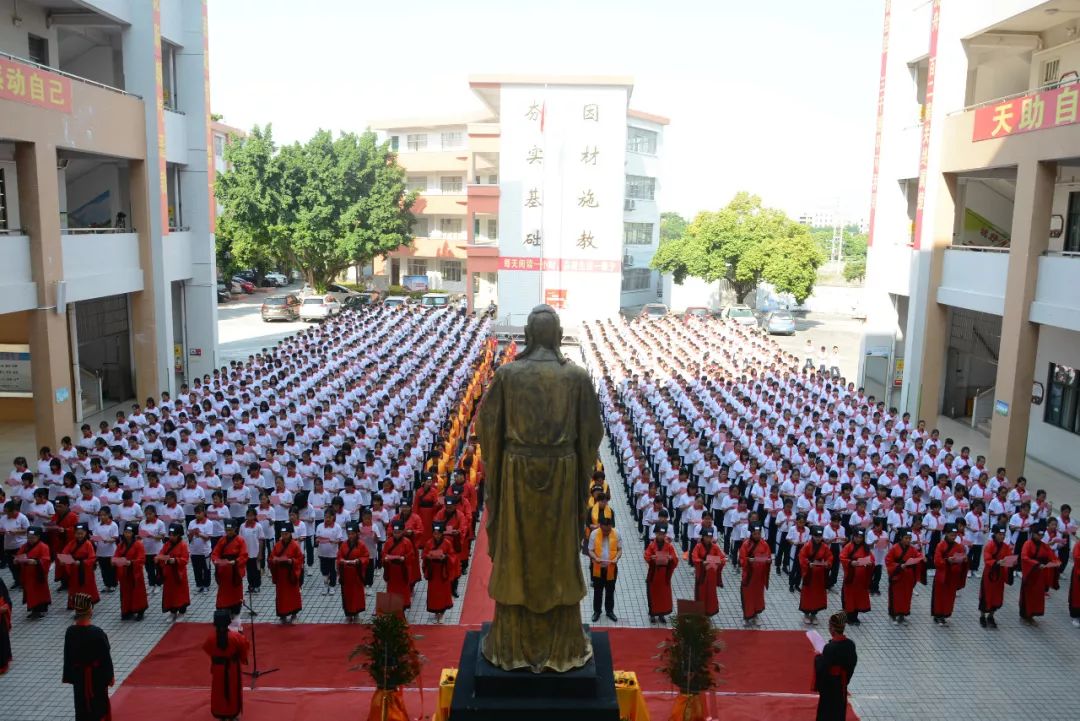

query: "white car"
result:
(723, 304), (758, 326)
(383, 295), (408, 309)
(298, 295), (340, 321)
(264, 272), (288, 286)
(324, 283), (363, 304)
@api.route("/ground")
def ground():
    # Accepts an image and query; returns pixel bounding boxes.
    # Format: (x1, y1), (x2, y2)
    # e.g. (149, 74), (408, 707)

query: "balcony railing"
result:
(0, 49), (139, 98)
(63, 227), (136, 235)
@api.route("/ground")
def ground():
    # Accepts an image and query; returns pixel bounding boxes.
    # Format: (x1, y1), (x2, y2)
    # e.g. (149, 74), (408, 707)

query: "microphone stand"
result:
(241, 581), (278, 689)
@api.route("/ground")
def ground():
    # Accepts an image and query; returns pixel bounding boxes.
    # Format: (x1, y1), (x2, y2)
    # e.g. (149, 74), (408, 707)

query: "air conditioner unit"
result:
(623, 254), (634, 267)
(623, 199), (636, 211)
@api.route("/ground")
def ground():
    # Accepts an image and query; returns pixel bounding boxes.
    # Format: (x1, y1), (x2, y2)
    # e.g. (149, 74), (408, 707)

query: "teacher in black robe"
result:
(813, 610), (857, 721)
(62, 592), (114, 721)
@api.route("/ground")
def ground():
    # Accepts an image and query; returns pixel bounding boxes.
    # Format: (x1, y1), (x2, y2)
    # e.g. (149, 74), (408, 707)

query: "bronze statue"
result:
(477, 304), (603, 673)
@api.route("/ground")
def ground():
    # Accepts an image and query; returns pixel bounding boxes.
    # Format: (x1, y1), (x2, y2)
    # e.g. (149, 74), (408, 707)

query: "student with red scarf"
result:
(157, 523), (191, 619)
(113, 523), (148, 621)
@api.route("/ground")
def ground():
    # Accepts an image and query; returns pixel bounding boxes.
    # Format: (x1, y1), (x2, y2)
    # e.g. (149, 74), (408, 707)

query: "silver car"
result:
(762, 310), (797, 335)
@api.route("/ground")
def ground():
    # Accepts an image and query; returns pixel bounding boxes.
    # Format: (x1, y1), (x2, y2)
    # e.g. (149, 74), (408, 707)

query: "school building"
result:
(863, 0), (1080, 480)
(0, 0), (217, 448)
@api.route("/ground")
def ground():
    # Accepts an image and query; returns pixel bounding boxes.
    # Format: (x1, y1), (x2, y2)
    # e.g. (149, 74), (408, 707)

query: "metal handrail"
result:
(0, 228), (26, 235)
(0, 49), (140, 99)
(949, 76), (1080, 116)
(948, 245), (1010, 253)
(1044, 250), (1080, 257)
(62, 227), (136, 235)
(168, 225), (191, 233)
(971, 386), (995, 430)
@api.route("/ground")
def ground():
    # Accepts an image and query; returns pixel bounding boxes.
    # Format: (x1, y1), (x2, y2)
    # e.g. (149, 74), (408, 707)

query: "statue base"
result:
(449, 624), (620, 720)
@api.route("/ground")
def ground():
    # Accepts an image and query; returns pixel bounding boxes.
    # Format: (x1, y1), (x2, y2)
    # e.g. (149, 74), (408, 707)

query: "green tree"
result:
(660, 211), (688, 244)
(651, 192), (824, 303)
(843, 257), (866, 282)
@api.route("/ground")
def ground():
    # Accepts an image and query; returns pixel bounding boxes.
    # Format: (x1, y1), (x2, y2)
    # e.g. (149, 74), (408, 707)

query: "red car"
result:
(231, 276), (255, 294)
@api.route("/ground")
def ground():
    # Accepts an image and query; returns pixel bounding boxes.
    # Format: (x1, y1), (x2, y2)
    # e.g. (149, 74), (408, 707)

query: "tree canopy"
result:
(660, 211), (688, 244)
(651, 192), (825, 304)
(216, 124), (415, 290)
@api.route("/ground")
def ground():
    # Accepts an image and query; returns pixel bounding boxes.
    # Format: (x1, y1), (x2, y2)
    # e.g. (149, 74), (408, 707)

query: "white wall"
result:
(62, 232), (143, 302)
(959, 180), (1014, 246)
(0, 0), (57, 65)
(1027, 325), (1080, 473)
(0, 234), (37, 314)
(663, 275), (726, 313)
(970, 53), (1031, 107)
(0, 160), (21, 230)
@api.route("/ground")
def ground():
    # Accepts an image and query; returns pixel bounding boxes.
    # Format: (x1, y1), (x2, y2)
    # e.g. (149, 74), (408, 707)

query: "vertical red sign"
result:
(866, 0), (892, 248)
(912, 0), (941, 250)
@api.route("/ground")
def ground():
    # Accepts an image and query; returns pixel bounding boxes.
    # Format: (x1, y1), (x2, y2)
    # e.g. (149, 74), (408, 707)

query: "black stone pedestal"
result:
(449, 625), (620, 720)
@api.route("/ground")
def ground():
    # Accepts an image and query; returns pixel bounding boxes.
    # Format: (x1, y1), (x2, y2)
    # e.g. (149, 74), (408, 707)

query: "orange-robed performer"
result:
(1019, 520), (1058, 624)
(691, 527), (726, 616)
(798, 525), (832, 624)
(931, 523), (968, 625)
(411, 474), (440, 549)
(383, 519), (419, 610)
(15, 527), (52, 617)
(270, 522), (304, 623)
(738, 523), (772, 625)
(336, 521), (370, 621)
(113, 523), (148, 621)
(60, 523), (99, 609)
(203, 609), (250, 721)
(48, 496), (79, 587)
(157, 523), (191, 618)
(644, 523), (678, 623)
(422, 520), (459, 622)
(839, 529), (874, 625)
(978, 524), (1013, 628)
(884, 527), (924, 624)
(210, 519), (248, 615)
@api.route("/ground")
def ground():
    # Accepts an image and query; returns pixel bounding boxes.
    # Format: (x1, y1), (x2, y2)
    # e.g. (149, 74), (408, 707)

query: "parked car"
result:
(420, 292), (450, 309)
(227, 279), (243, 295)
(298, 295), (341, 321)
(264, 272), (288, 287)
(235, 269), (256, 282)
(683, 306), (711, 319)
(324, 283), (363, 304)
(232, 276), (255, 294)
(383, 295), (408, 309)
(261, 294), (301, 322)
(639, 303), (669, 319)
(760, 310), (797, 335)
(722, 304), (758, 326)
(216, 282), (231, 303)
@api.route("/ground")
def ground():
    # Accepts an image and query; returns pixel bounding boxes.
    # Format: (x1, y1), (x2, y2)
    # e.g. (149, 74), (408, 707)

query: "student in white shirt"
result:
(315, 509), (345, 593)
(92, 507), (120, 592)
(239, 507), (268, 593)
(1, 501), (30, 588)
(139, 505), (167, 591)
(187, 503), (214, 593)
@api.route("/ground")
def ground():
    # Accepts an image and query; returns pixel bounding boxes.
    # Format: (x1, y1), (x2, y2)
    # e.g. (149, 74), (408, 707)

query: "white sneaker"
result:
(1073, 619), (1080, 628)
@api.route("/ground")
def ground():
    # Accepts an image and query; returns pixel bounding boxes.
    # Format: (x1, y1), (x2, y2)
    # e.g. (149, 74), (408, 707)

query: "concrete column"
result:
(465, 267), (475, 314)
(910, 173), (958, 423)
(989, 160), (1055, 477)
(128, 158), (162, 402)
(16, 142), (74, 448)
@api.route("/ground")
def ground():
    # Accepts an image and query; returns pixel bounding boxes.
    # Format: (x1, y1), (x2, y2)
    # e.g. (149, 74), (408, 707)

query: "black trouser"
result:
(723, 526), (734, 555)
(870, 564), (883, 594)
(145, 553), (160, 587)
(766, 523), (779, 557)
(968, 544), (983, 573)
(827, 543), (842, 588)
(246, 557), (262, 591)
(927, 531), (942, 570)
(1, 549), (20, 587)
(789, 544), (805, 591)
(97, 556), (117, 589)
(319, 556), (337, 586)
(731, 539), (744, 567)
(192, 553), (210, 589)
(777, 537), (793, 573)
(305, 535), (315, 566)
(592, 575), (616, 616)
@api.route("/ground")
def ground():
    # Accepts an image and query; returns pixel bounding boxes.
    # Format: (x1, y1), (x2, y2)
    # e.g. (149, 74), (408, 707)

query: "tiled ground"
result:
(2, 437), (1078, 721)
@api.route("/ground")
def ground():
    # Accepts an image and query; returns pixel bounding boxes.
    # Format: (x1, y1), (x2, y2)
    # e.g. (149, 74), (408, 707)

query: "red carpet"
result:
(115, 623), (857, 720)
(458, 520), (494, 624)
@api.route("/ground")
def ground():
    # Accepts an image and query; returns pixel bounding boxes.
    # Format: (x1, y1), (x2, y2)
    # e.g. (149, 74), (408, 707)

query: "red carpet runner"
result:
(458, 518), (494, 625)
(114, 623), (857, 720)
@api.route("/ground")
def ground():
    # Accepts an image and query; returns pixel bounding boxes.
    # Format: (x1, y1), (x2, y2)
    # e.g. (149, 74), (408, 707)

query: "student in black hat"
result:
(691, 526), (726, 617)
(158, 523), (190, 620)
(978, 524), (1012, 628)
(644, 522), (678, 624)
(63, 592), (114, 721)
(60, 522), (99, 610)
(812, 611), (857, 721)
(1019, 519), (1057, 625)
(930, 522), (966, 625)
(884, 528), (922, 625)
(269, 521), (303, 623)
(839, 528), (873, 625)
(738, 522), (771, 626)
(422, 519), (458, 624)
(15, 526), (51, 619)
(114, 522), (147, 621)
(210, 518), (248, 617)
(383, 518), (418, 610)
(337, 520), (369, 621)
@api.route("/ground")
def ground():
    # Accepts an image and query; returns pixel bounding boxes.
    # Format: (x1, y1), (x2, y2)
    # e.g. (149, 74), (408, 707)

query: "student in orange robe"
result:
(336, 521), (370, 621)
(422, 520), (458, 623)
(270, 522), (304, 623)
(61, 523), (99, 610)
(978, 525), (1012, 628)
(113, 523), (148, 621)
(1019, 520), (1057, 624)
(931, 523), (967, 625)
(798, 525), (832, 625)
(1070, 540), (1080, 628)
(48, 496), (79, 589)
(411, 474), (439, 549)
(210, 519), (248, 616)
(884, 528), (923, 624)
(203, 609), (250, 721)
(839, 528), (874, 625)
(738, 523), (771, 625)
(435, 497), (468, 584)
(157, 523), (190, 619)
(644, 522), (678, 623)
(691, 527), (726, 616)
(393, 505), (424, 588)
(0, 579), (11, 674)
(383, 519), (419, 610)
(15, 527), (52, 618)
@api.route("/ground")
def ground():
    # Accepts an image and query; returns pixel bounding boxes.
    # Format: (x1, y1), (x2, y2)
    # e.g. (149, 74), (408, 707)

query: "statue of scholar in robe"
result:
(477, 304), (603, 673)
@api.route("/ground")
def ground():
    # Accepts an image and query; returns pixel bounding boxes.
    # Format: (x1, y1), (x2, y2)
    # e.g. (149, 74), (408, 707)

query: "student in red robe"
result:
(383, 519), (419, 610)
(644, 522), (678, 623)
(884, 528), (923, 624)
(1019, 520), (1057, 625)
(157, 523), (190, 619)
(113, 523), (147, 621)
(978, 525), (1013, 628)
(393, 505), (424, 589)
(61, 523), (99, 610)
(0, 578), (11, 674)
(839, 528), (873, 625)
(48, 496), (78, 589)
(412, 474), (439, 550)
(931, 523), (967, 625)
(435, 496), (468, 578)
(798, 525), (832, 625)
(422, 520), (458, 623)
(738, 523), (771, 626)
(336, 521), (370, 621)
(15, 527), (51, 618)
(691, 527), (726, 616)
(270, 522), (304, 623)
(1070, 540), (1080, 628)
(203, 609), (250, 721)
(210, 519), (248, 616)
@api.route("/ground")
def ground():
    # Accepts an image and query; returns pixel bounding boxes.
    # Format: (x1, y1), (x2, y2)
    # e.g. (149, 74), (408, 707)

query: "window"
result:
(626, 127), (658, 154)
(441, 131), (463, 149)
(1045, 363), (1080, 434)
(27, 34), (48, 66)
(166, 163), (183, 229)
(440, 176), (463, 194)
(407, 259), (428, 276)
(625, 175), (656, 200)
(406, 134), (427, 151)
(1066, 192), (1080, 253)
(413, 217), (429, 237)
(441, 260), (462, 283)
(390, 135), (400, 151)
(624, 222), (654, 245)
(161, 41), (178, 109)
(406, 176), (428, 192)
(621, 268), (652, 292)
(438, 218), (463, 235)
(0, 168), (7, 230)
(487, 219), (498, 240)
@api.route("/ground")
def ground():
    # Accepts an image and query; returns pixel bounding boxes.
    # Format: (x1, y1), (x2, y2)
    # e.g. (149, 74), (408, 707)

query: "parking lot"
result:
(217, 281), (309, 363)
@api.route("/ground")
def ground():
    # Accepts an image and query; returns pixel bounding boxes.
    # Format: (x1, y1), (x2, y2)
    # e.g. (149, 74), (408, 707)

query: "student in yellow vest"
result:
(588, 515), (622, 623)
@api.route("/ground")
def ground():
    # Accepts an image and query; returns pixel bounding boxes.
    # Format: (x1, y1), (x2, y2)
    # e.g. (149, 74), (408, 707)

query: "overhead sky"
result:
(208, 0), (885, 223)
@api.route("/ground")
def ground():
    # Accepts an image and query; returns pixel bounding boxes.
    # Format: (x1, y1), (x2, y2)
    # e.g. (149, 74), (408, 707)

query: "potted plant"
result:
(350, 612), (423, 721)
(655, 613), (723, 721)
